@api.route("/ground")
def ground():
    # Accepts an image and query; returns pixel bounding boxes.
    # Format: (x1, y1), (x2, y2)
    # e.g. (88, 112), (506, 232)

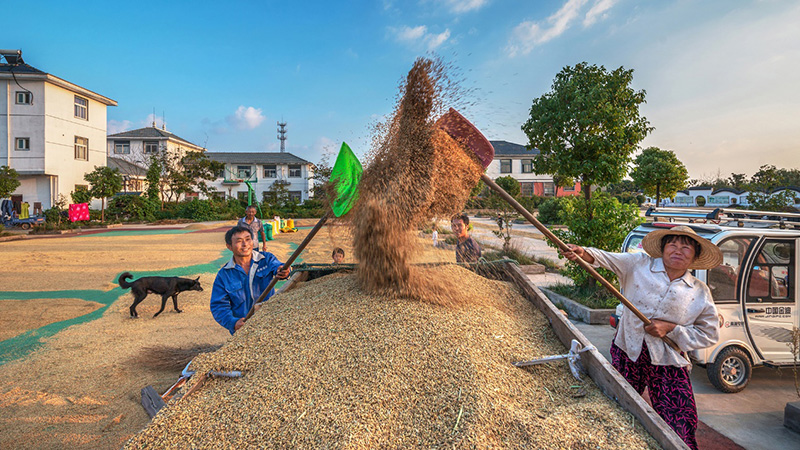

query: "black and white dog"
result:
(118, 272), (203, 318)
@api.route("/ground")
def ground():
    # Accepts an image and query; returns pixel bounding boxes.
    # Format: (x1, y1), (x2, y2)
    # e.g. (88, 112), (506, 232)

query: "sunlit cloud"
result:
(390, 25), (451, 50)
(439, 0), (489, 14)
(584, 0), (617, 27)
(107, 119), (132, 134)
(506, 0), (620, 56)
(226, 106), (266, 130)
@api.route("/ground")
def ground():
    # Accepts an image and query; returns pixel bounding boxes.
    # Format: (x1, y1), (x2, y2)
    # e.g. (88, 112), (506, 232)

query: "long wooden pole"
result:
(243, 210), (332, 322)
(481, 174), (681, 352)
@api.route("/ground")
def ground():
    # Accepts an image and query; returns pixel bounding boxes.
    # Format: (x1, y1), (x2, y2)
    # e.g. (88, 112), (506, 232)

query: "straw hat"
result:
(641, 225), (723, 270)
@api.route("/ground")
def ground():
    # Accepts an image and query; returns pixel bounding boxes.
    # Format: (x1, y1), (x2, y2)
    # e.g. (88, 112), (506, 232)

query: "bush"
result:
(108, 195), (159, 222)
(537, 197), (568, 224)
(177, 199), (217, 221)
(516, 195), (544, 211)
(551, 193), (644, 289)
(548, 282), (619, 309)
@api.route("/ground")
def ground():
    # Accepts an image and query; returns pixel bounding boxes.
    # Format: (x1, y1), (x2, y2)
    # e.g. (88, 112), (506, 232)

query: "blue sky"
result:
(5, 0), (799, 179)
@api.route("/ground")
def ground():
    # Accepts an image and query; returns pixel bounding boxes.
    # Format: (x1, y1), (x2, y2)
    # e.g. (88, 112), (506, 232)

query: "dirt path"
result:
(0, 221), (455, 450)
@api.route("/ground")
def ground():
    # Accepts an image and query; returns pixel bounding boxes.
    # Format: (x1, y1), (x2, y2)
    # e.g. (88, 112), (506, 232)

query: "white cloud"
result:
(440, 0), (488, 14)
(107, 119), (132, 135)
(506, 0), (622, 56)
(145, 113), (166, 129)
(391, 25), (451, 50)
(427, 29), (451, 49)
(583, 0), (617, 27)
(226, 106), (266, 130)
(394, 25), (428, 42)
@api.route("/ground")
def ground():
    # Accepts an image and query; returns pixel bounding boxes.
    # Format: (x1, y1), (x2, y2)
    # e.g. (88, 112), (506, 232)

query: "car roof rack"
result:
(645, 207), (800, 230)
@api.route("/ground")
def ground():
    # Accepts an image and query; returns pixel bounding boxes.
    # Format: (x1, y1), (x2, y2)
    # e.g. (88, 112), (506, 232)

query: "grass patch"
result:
(482, 245), (535, 265)
(547, 282), (620, 310)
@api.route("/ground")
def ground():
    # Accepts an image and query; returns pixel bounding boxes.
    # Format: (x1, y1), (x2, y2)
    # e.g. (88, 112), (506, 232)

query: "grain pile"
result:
(350, 57), (483, 305)
(125, 265), (657, 449)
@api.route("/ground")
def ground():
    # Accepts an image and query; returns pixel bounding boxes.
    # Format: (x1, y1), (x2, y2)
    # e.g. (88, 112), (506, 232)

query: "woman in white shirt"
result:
(562, 225), (722, 450)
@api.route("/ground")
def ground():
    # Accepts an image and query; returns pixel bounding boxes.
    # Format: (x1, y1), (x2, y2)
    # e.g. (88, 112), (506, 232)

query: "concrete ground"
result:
(475, 212), (800, 450)
(572, 320), (800, 450)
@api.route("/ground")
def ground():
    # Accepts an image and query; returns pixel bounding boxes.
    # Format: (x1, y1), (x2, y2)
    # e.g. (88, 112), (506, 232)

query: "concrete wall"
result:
(1, 78), (109, 210)
(1, 79), (46, 171)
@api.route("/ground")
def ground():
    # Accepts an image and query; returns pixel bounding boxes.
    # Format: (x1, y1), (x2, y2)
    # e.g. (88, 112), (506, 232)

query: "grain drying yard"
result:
(0, 221), (664, 449)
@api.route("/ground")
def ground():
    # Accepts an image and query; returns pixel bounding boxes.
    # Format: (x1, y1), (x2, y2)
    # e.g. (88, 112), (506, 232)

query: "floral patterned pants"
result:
(611, 340), (698, 450)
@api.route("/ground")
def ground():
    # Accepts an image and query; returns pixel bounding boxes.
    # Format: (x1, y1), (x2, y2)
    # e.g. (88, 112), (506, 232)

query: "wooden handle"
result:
(243, 211), (332, 322)
(481, 174), (681, 352)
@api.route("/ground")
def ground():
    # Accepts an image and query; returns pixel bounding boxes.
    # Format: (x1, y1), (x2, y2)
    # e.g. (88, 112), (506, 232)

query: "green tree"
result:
(0, 165), (21, 199)
(553, 194), (644, 288)
(179, 151), (224, 198)
(71, 187), (92, 205)
(521, 62), (651, 218)
(84, 166), (123, 222)
(630, 147), (688, 206)
(145, 157), (161, 204)
(494, 176), (521, 197)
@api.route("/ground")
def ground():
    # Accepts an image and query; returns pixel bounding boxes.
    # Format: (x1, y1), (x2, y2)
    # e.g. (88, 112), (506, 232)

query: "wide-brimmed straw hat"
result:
(641, 225), (723, 270)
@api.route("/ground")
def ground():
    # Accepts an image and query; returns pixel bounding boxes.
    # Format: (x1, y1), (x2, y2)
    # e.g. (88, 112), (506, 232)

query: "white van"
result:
(619, 207), (800, 393)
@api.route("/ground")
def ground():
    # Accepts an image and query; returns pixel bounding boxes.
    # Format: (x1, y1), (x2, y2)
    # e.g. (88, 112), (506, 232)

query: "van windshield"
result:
(707, 237), (755, 302)
(624, 234), (645, 253)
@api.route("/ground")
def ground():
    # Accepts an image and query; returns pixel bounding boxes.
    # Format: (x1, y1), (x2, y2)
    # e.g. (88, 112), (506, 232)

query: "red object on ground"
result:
(68, 203), (90, 222)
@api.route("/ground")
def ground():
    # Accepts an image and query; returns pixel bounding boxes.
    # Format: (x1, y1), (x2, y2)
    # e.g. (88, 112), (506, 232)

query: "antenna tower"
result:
(277, 120), (287, 153)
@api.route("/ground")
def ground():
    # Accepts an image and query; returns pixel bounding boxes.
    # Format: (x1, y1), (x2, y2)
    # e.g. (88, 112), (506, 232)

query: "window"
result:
(114, 141), (130, 154)
(289, 165), (302, 178)
(543, 182), (555, 196)
(707, 237), (755, 302)
(237, 191), (250, 202)
(521, 159), (533, 173)
(747, 240), (794, 304)
(289, 191), (302, 202)
(144, 141), (159, 154)
(16, 91), (32, 104)
(563, 184), (576, 192)
(500, 159), (512, 174)
(74, 136), (88, 160)
(237, 166), (252, 179)
(263, 164), (277, 178)
(74, 95), (88, 120)
(211, 191), (226, 200)
(520, 182), (533, 197)
(15, 137), (30, 151)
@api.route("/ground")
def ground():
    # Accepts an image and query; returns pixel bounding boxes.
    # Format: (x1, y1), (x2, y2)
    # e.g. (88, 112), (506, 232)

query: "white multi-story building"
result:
(107, 125), (206, 197)
(1, 50), (117, 212)
(204, 152), (314, 203)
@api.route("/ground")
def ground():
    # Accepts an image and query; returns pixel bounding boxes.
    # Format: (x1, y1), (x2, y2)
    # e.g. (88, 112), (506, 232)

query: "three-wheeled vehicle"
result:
(0, 213), (45, 230)
(618, 207), (800, 393)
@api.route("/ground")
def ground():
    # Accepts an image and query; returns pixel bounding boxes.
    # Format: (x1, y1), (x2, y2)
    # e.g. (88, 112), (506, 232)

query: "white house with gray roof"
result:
(107, 125), (207, 200)
(107, 125), (205, 167)
(1, 50), (117, 212)
(204, 152), (314, 203)
(485, 140), (582, 197)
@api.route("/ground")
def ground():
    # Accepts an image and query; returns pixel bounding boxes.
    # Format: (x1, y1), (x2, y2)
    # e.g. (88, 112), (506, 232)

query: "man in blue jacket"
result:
(211, 225), (291, 334)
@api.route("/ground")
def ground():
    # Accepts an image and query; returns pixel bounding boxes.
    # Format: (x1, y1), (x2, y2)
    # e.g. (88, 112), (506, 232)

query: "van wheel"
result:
(20, 223), (31, 230)
(707, 347), (751, 393)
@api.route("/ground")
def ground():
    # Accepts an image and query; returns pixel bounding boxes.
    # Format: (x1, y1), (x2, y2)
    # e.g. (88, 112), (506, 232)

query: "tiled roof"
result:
(108, 127), (202, 148)
(711, 188), (747, 195)
(490, 140), (539, 156)
(0, 63), (46, 74)
(205, 152), (312, 165)
(107, 157), (148, 177)
(0, 62), (117, 106)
